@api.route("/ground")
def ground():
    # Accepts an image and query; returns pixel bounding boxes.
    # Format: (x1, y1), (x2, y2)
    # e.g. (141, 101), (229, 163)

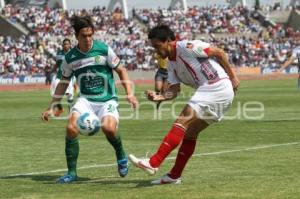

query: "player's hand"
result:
(127, 95), (138, 109)
(145, 90), (164, 102)
(41, 109), (53, 121)
(145, 90), (157, 101)
(230, 76), (240, 94)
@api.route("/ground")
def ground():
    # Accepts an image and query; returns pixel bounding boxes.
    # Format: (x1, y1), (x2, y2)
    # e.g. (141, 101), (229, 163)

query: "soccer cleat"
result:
(151, 174), (182, 185)
(128, 154), (158, 175)
(56, 174), (77, 184)
(117, 157), (129, 177)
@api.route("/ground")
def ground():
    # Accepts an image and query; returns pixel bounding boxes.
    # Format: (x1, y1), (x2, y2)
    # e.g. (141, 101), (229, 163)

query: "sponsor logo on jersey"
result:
(71, 57), (106, 70)
(85, 69), (96, 81)
(72, 61), (83, 69)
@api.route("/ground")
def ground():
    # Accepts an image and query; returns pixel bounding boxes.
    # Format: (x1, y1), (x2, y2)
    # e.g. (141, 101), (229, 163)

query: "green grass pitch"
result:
(0, 79), (300, 199)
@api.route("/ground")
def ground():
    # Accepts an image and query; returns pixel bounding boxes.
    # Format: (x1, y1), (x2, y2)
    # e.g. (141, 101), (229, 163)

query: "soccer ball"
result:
(76, 112), (100, 136)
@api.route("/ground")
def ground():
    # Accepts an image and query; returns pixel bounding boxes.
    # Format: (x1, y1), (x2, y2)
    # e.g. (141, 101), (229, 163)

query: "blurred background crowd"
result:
(0, 3), (300, 77)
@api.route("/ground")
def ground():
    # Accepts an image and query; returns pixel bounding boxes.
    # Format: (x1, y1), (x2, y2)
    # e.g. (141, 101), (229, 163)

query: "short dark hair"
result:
(148, 25), (175, 42)
(62, 38), (71, 44)
(70, 15), (94, 36)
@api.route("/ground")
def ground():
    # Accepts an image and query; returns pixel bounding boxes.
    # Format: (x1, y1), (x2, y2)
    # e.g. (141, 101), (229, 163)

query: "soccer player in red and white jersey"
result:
(129, 25), (240, 185)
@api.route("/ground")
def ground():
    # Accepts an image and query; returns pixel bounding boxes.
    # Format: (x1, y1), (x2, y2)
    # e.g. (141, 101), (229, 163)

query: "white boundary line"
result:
(1, 141), (299, 178)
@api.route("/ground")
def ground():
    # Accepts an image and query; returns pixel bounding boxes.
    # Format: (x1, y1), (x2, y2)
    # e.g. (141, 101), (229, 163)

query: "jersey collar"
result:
(76, 40), (94, 55)
(63, 49), (71, 54)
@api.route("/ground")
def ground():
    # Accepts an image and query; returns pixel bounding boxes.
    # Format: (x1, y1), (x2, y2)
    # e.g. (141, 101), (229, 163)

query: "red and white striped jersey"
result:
(167, 40), (228, 88)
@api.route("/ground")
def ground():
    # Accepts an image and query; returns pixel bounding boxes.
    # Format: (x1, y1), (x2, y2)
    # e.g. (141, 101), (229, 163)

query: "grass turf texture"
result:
(0, 79), (299, 199)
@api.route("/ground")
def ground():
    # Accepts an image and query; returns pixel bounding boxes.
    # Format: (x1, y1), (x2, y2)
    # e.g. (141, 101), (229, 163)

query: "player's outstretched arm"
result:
(207, 46), (240, 93)
(114, 65), (139, 109)
(145, 83), (180, 102)
(41, 77), (70, 121)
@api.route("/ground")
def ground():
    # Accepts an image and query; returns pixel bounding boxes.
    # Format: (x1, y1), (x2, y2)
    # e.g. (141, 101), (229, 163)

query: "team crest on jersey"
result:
(186, 43), (194, 49)
(95, 55), (106, 64)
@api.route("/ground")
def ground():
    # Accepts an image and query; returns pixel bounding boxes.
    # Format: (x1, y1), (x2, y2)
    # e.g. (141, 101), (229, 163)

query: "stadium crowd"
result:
(213, 26), (300, 68)
(1, 4), (300, 77)
(134, 5), (262, 34)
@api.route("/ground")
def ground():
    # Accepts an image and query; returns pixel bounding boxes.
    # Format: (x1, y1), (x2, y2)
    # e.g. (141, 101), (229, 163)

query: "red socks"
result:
(149, 123), (197, 179)
(169, 139), (196, 179)
(149, 124), (186, 168)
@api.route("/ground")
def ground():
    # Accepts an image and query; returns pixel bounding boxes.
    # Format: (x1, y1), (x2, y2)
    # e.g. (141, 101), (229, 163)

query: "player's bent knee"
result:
(101, 125), (117, 136)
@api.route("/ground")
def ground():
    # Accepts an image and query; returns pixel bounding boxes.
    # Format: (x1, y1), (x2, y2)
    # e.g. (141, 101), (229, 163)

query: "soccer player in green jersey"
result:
(50, 38), (76, 116)
(41, 15), (138, 183)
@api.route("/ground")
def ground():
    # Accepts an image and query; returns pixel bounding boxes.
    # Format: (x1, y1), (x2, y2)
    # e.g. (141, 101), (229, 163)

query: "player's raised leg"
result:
(129, 105), (198, 175)
(151, 118), (208, 185)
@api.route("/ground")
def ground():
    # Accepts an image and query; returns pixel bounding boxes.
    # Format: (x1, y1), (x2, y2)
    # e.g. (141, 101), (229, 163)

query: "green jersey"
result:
(55, 50), (67, 79)
(62, 40), (120, 102)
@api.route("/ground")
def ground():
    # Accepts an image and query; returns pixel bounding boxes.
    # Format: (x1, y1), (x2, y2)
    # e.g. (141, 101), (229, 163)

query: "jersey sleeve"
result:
(185, 40), (210, 58)
(61, 59), (73, 78)
(167, 63), (180, 85)
(107, 46), (121, 68)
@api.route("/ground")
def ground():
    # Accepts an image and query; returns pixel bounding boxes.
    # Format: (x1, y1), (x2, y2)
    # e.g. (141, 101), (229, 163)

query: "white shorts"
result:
(71, 97), (119, 123)
(50, 75), (75, 100)
(188, 78), (234, 124)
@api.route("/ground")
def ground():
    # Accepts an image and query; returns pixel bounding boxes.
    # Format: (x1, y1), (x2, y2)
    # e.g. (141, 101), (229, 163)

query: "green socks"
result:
(106, 134), (126, 160)
(64, 134), (125, 176)
(65, 137), (79, 176)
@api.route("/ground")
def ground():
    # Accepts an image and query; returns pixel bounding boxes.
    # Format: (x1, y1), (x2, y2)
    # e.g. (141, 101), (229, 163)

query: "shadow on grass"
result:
(0, 175), (154, 187)
(74, 177), (154, 187)
(1, 174), (61, 182)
